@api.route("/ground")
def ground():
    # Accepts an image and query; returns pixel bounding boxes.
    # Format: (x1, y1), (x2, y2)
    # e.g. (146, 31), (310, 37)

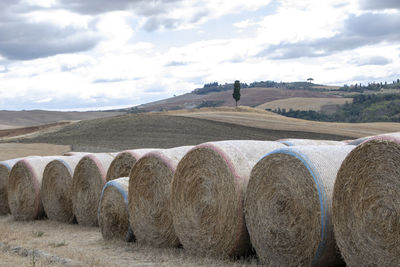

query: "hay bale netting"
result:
(245, 145), (355, 267)
(98, 177), (134, 241)
(106, 149), (159, 182)
(347, 131), (400, 146)
(63, 152), (91, 156)
(171, 140), (285, 257)
(41, 155), (87, 222)
(0, 158), (24, 214)
(8, 156), (60, 221)
(71, 153), (115, 226)
(333, 137), (400, 266)
(278, 138), (347, 146)
(129, 146), (193, 247)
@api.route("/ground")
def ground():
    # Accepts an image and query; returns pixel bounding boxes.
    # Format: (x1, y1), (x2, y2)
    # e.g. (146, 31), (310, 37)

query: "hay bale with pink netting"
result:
(333, 137), (400, 266)
(98, 177), (134, 241)
(0, 158), (24, 214)
(171, 140), (285, 258)
(245, 145), (354, 266)
(8, 156), (60, 220)
(41, 155), (87, 223)
(106, 149), (159, 182)
(128, 146), (193, 248)
(71, 153), (115, 226)
(278, 138), (347, 146)
(347, 131), (400, 145)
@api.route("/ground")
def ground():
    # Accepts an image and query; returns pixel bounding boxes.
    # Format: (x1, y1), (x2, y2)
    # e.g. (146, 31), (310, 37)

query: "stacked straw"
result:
(98, 177), (133, 241)
(128, 146), (193, 247)
(106, 149), (158, 182)
(41, 155), (86, 222)
(333, 137), (400, 266)
(8, 156), (59, 220)
(347, 131), (400, 146)
(171, 140), (285, 257)
(71, 153), (115, 226)
(245, 145), (354, 266)
(0, 158), (23, 214)
(278, 138), (347, 146)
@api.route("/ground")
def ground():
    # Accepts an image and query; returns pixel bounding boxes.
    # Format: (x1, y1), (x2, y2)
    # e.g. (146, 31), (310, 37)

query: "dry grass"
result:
(0, 215), (260, 266)
(0, 143), (70, 161)
(256, 97), (352, 112)
(172, 106), (400, 138)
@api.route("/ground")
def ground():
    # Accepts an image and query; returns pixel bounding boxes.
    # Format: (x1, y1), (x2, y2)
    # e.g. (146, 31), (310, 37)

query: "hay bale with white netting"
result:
(278, 138), (347, 146)
(245, 145), (354, 266)
(171, 140), (285, 257)
(41, 155), (86, 222)
(0, 158), (24, 214)
(347, 131), (400, 146)
(333, 138), (400, 266)
(71, 153), (115, 226)
(129, 146), (193, 247)
(106, 149), (159, 182)
(63, 152), (91, 156)
(98, 177), (133, 240)
(8, 156), (60, 220)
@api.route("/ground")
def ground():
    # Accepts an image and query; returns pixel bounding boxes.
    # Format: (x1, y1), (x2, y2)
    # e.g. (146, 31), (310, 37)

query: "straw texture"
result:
(98, 177), (132, 240)
(245, 145), (354, 266)
(347, 131), (400, 146)
(129, 146), (193, 247)
(8, 156), (59, 220)
(0, 158), (22, 214)
(106, 149), (158, 182)
(171, 140), (285, 257)
(41, 156), (85, 222)
(333, 138), (400, 267)
(71, 153), (115, 226)
(278, 139), (347, 146)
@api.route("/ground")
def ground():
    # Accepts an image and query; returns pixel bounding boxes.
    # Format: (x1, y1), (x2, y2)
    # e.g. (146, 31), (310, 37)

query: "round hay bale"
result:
(106, 149), (159, 182)
(41, 155), (86, 222)
(333, 138), (400, 266)
(8, 156), (60, 221)
(347, 131), (400, 146)
(0, 158), (24, 214)
(278, 138), (347, 146)
(98, 177), (133, 240)
(245, 145), (354, 266)
(63, 152), (91, 156)
(171, 140), (285, 257)
(129, 146), (193, 248)
(71, 153), (115, 226)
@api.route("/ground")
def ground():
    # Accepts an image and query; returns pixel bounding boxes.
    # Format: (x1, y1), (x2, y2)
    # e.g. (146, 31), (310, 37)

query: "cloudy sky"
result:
(0, 0), (399, 110)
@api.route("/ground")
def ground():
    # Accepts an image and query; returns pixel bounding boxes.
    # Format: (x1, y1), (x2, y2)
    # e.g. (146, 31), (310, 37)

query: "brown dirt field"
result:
(256, 97), (352, 112)
(171, 107), (400, 138)
(8, 113), (352, 152)
(0, 143), (70, 161)
(0, 215), (259, 266)
(0, 122), (71, 139)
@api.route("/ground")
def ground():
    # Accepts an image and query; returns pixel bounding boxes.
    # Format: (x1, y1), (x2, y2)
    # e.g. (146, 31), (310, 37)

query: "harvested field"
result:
(10, 113), (352, 152)
(0, 143), (70, 161)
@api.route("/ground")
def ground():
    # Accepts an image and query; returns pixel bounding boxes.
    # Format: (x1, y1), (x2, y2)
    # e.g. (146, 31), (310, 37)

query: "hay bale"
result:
(106, 149), (159, 182)
(171, 140), (285, 257)
(98, 177), (133, 240)
(8, 156), (60, 220)
(0, 158), (24, 214)
(278, 138), (347, 146)
(333, 138), (400, 266)
(347, 131), (400, 146)
(245, 145), (354, 266)
(129, 146), (193, 247)
(41, 155), (86, 222)
(71, 153), (115, 226)
(63, 152), (91, 156)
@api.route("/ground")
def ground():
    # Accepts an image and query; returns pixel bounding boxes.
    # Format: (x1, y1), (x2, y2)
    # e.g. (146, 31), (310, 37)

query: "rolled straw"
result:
(106, 149), (159, 182)
(347, 131), (400, 146)
(278, 139), (347, 146)
(245, 145), (354, 266)
(41, 155), (86, 222)
(0, 158), (24, 214)
(8, 156), (60, 220)
(333, 137), (400, 266)
(71, 153), (115, 226)
(98, 177), (133, 241)
(128, 146), (193, 247)
(171, 140), (285, 257)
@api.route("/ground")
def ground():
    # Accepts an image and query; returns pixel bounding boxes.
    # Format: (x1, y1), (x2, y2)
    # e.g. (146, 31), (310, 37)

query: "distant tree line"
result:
(271, 93), (400, 123)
